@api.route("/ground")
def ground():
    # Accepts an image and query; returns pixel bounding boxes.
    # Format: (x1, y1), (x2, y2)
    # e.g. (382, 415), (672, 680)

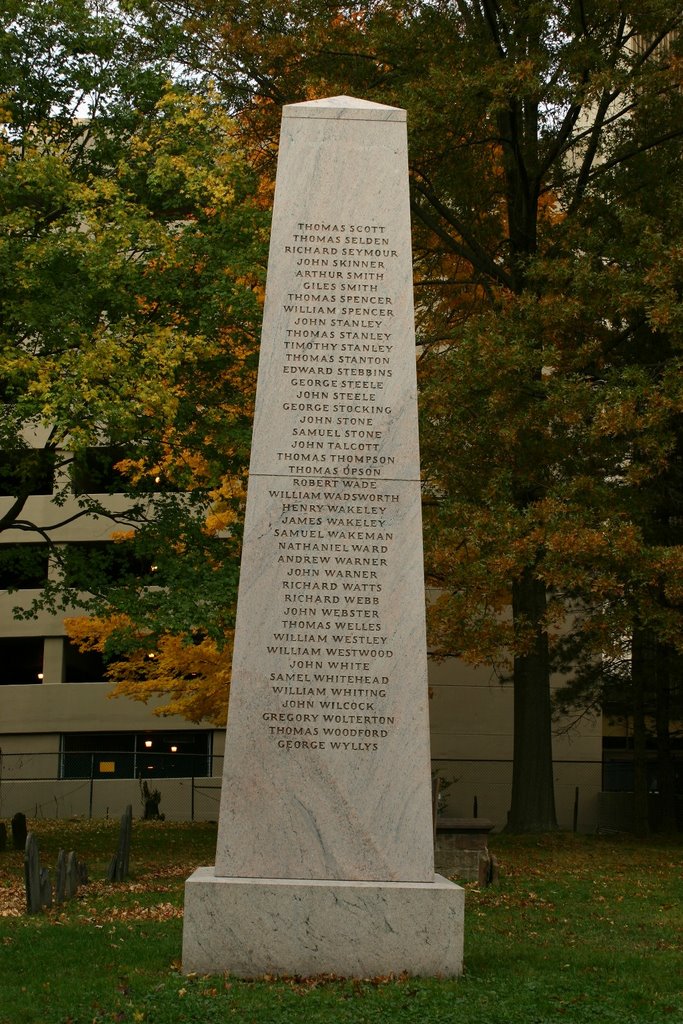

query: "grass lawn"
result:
(0, 822), (681, 1023)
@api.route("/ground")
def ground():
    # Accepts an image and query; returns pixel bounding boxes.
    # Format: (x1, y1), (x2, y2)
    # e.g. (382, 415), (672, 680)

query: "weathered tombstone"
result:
(12, 812), (27, 851)
(77, 858), (89, 886)
(106, 853), (117, 882)
(140, 780), (162, 820)
(55, 848), (86, 902)
(39, 866), (52, 910)
(24, 832), (43, 914)
(183, 96), (464, 978)
(55, 849), (67, 904)
(0, 822), (7, 852)
(65, 851), (79, 899)
(107, 804), (132, 882)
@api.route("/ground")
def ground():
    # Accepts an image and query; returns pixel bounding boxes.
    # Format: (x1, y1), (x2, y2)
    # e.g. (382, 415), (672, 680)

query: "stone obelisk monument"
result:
(182, 96), (464, 978)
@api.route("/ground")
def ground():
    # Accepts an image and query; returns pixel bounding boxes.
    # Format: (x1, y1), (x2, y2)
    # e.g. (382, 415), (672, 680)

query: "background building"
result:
(2, 435), (603, 829)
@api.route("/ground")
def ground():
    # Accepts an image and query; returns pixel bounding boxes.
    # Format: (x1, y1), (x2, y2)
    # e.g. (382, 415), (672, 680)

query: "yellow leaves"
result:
(126, 135), (153, 160)
(83, 176), (119, 204)
(66, 610), (232, 724)
(544, 526), (605, 560)
(112, 632), (232, 725)
(113, 459), (149, 486)
(65, 613), (134, 654)
(127, 85), (249, 219)
(110, 530), (136, 545)
(204, 510), (239, 534)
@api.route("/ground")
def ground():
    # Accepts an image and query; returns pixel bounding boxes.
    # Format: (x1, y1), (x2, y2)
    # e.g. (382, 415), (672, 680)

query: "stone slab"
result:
(183, 868), (464, 978)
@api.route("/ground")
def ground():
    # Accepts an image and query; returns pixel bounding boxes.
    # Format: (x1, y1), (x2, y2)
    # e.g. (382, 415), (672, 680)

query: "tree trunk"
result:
(631, 629), (651, 837)
(507, 568), (558, 832)
(654, 643), (678, 833)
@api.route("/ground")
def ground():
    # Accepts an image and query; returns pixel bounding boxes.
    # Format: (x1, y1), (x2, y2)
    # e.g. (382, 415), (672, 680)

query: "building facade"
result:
(1, 436), (603, 829)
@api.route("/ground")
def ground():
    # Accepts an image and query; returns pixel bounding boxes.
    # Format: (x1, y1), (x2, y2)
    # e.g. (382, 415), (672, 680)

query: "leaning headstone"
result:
(107, 805), (132, 882)
(55, 849), (86, 903)
(65, 851), (79, 899)
(183, 95), (464, 978)
(12, 812), (27, 851)
(24, 832), (43, 914)
(55, 849), (67, 904)
(77, 858), (89, 886)
(39, 866), (52, 910)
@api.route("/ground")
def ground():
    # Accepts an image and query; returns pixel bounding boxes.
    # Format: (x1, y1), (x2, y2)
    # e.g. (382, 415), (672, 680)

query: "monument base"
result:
(183, 868), (464, 978)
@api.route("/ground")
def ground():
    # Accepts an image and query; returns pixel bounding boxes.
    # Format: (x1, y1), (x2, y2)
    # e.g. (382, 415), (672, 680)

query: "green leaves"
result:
(1, 6), (269, 718)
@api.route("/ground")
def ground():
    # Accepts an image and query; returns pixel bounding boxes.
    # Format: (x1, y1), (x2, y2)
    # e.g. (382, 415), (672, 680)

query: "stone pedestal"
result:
(183, 870), (463, 978)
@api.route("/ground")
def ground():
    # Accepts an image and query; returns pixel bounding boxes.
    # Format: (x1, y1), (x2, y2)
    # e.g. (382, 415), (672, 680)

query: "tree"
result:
(129, 0), (683, 828)
(7, 2), (683, 803)
(1, 1), (268, 721)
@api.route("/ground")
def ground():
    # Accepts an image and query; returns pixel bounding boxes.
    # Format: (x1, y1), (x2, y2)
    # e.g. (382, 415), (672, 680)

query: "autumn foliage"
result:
(4, 2), (683, 830)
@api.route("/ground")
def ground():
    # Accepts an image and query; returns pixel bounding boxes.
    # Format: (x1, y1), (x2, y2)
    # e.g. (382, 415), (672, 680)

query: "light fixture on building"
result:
(37, 672), (44, 680)
(170, 745), (178, 753)
(144, 739), (153, 749)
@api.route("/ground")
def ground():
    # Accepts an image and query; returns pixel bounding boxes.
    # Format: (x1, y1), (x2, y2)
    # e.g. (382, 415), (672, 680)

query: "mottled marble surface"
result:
(183, 869), (464, 978)
(214, 96), (434, 884)
(214, 474), (433, 882)
(183, 97), (464, 980)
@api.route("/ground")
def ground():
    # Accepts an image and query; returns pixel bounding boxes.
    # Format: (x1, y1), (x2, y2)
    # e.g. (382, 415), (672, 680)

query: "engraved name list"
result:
(258, 218), (405, 756)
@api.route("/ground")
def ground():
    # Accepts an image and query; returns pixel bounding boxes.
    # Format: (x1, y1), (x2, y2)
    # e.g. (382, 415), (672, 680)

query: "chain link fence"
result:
(432, 757), (604, 832)
(0, 750), (224, 823)
(0, 750), (608, 830)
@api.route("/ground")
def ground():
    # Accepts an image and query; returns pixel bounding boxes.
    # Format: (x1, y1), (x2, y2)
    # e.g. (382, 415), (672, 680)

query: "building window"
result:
(0, 449), (55, 496)
(0, 544), (50, 590)
(60, 732), (212, 779)
(64, 639), (109, 683)
(70, 446), (129, 494)
(61, 733), (135, 779)
(0, 637), (44, 684)
(70, 447), (177, 495)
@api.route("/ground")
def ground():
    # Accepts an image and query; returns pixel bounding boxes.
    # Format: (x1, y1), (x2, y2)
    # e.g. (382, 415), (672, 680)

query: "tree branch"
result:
(411, 178), (514, 290)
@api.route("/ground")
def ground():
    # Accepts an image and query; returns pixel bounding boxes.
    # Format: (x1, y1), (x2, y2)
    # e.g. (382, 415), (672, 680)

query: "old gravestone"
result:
(56, 848), (87, 903)
(182, 96), (464, 977)
(55, 848), (67, 904)
(24, 832), (52, 913)
(12, 811), (27, 850)
(107, 804), (132, 882)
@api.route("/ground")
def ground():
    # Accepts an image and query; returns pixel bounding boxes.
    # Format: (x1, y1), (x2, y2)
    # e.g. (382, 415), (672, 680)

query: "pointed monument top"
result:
(284, 95), (406, 122)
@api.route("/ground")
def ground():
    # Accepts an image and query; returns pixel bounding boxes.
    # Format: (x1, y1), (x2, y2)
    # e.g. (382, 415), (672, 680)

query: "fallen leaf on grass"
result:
(0, 885), (25, 918)
(108, 901), (182, 921)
